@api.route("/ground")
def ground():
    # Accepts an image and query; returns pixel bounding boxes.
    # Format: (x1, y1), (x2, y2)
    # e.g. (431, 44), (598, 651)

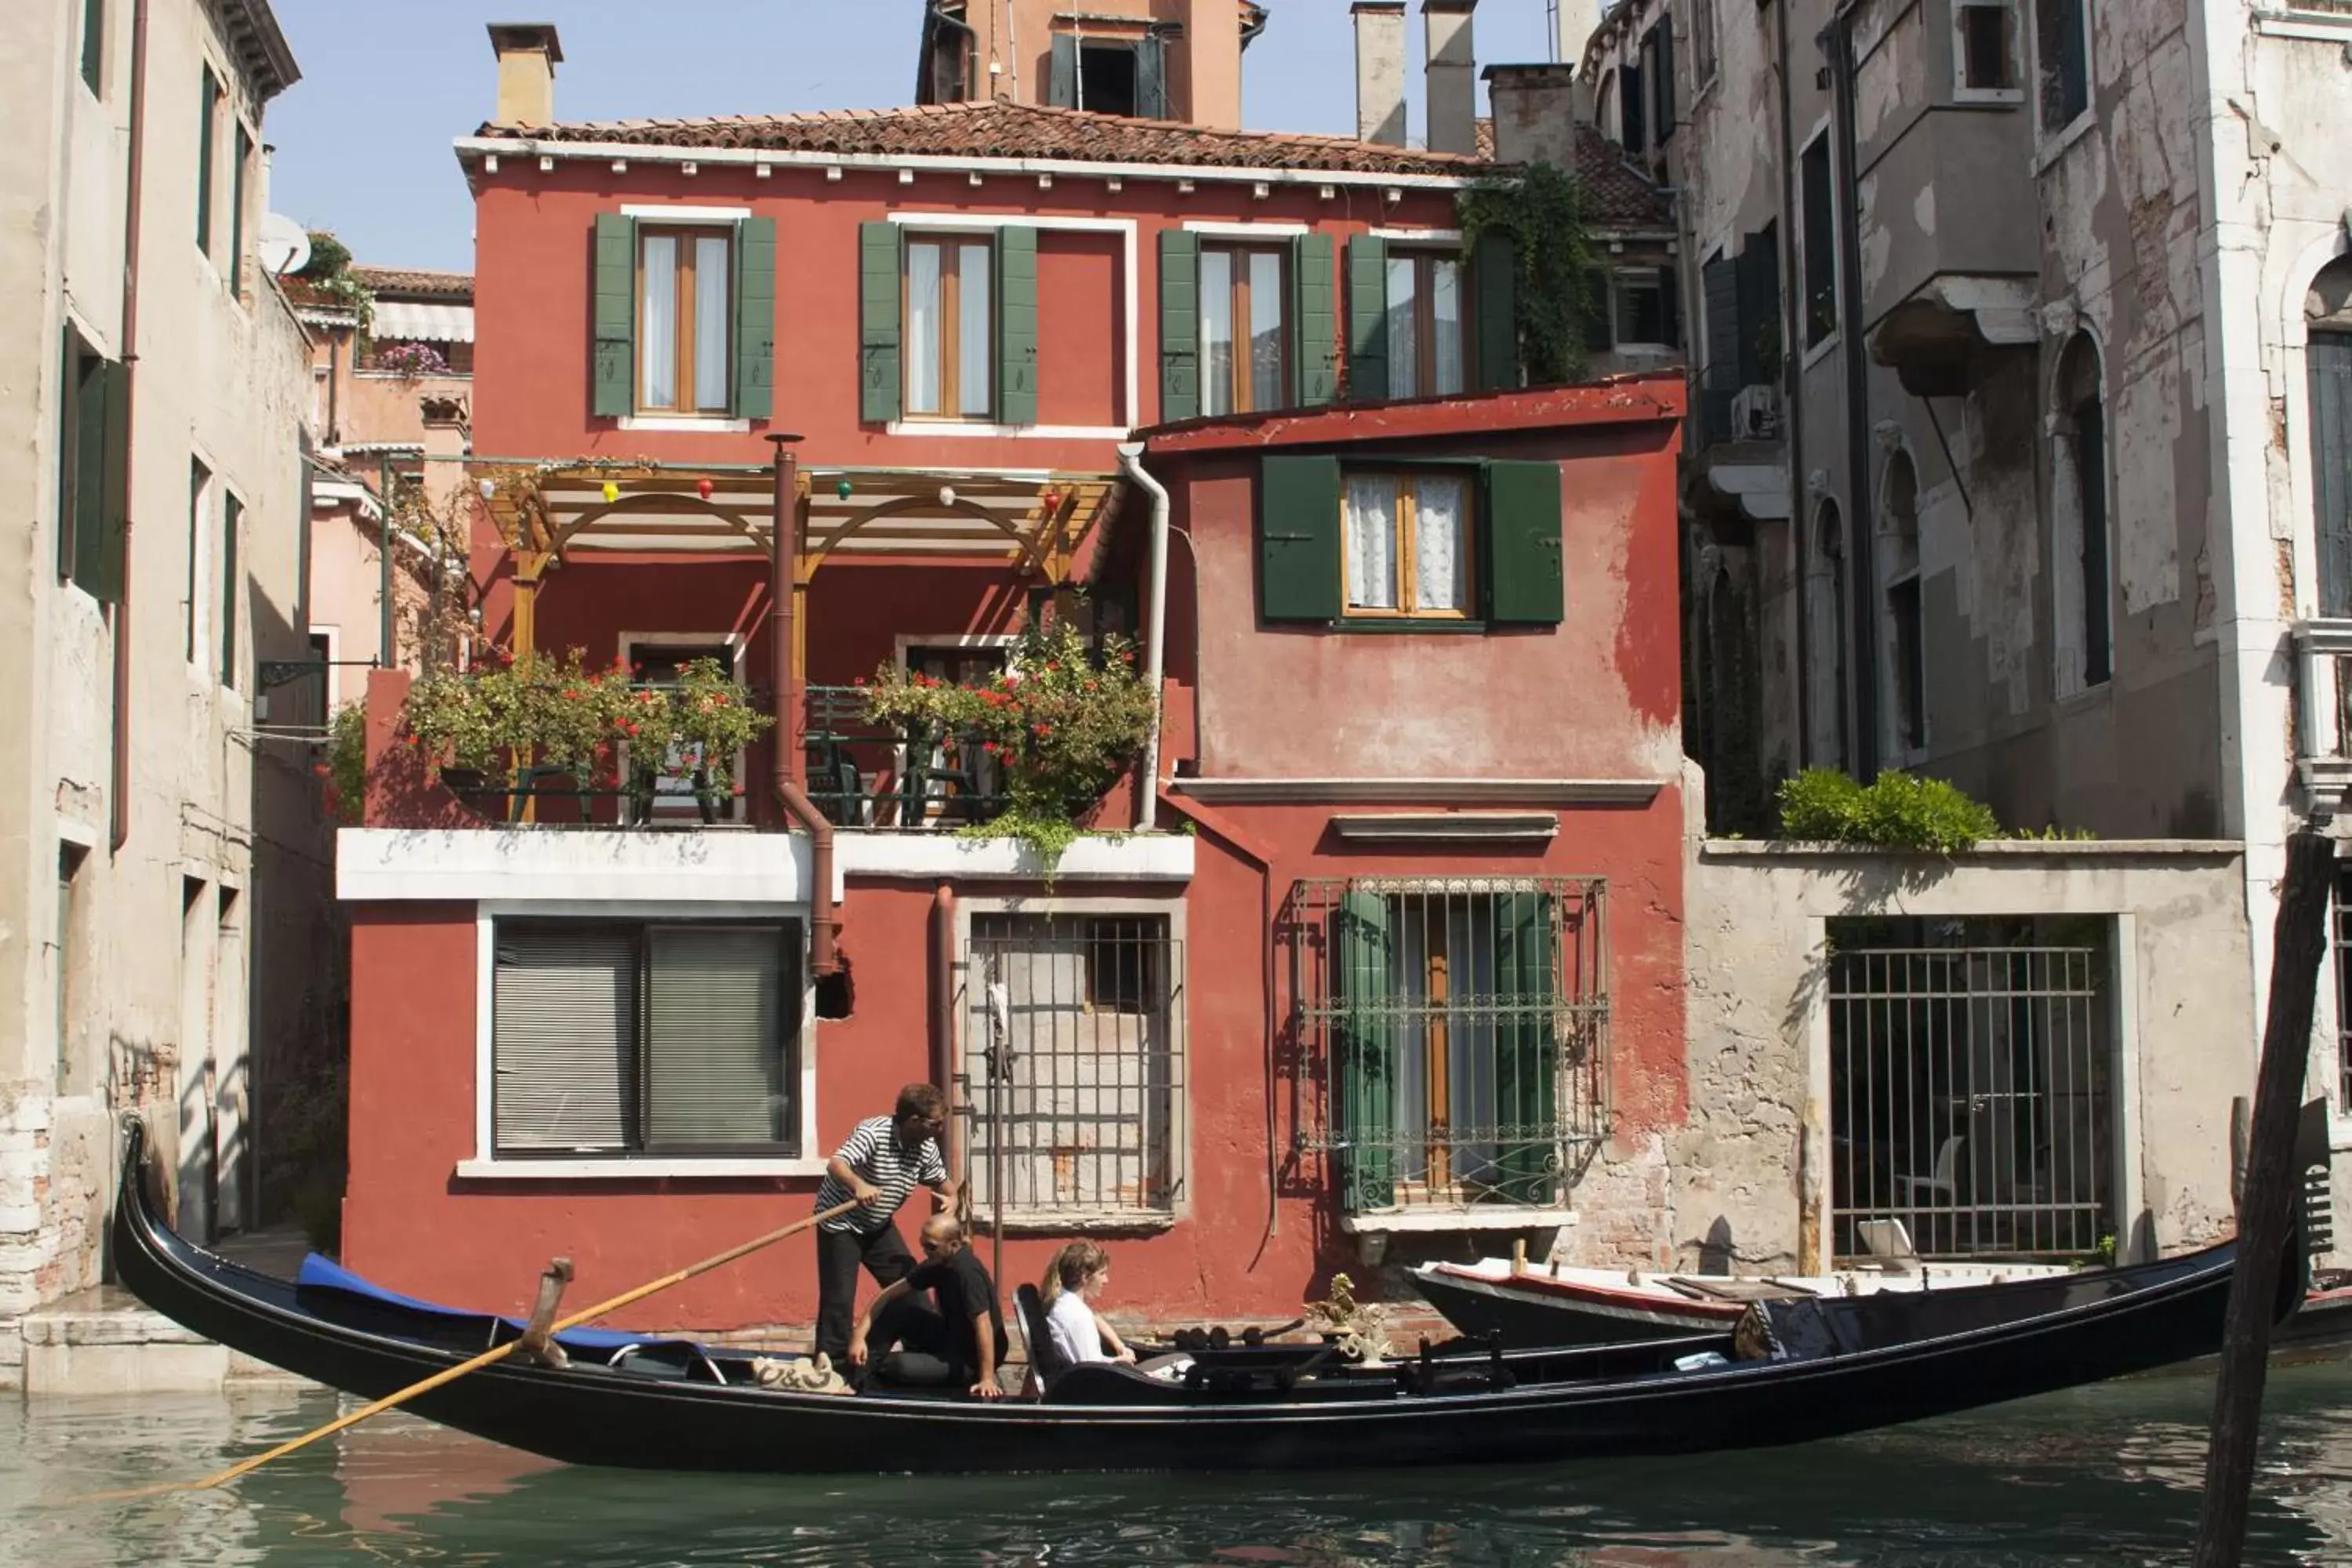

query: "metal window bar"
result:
(956, 915), (1185, 1219)
(1828, 935), (2114, 1261)
(1286, 877), (1609, 1214)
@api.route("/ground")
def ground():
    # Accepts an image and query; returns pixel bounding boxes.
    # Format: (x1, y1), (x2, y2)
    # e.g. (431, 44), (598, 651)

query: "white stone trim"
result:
(1370, 227), (1464, 244)
(1341, 1207), (1579, 1234)
(836, 832), (1194, 881)
(1181, 220), (1310, 237)
(619, 203), (753, 221)
(337, 827), (829, 902)
(456, 1157), (828, 1180)
(618, 415), (753, 434)
(1172, 778), (1666, 806)
(884, 422), (1133, 441)
(1329, 812), (1560, 840)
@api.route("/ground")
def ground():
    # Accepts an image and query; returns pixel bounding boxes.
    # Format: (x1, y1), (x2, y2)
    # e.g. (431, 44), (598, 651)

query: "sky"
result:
(260, 0), (1565, 274)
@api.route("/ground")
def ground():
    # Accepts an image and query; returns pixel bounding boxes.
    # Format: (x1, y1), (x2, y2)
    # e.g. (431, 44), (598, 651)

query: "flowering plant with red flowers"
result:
(859, 613), (1156, 861)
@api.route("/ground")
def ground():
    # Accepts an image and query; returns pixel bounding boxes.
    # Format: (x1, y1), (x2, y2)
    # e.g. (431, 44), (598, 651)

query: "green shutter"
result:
(196, 69), (216, 256)
(1259, 454), (1342, 622)
(67, 344), (104, 586)
(591, 212), (635, 418)
(1582, 267), (1615, 354)
(1048, 34), (1077, 107)
(859, 220), (902, 424)
(1158, 229), (1200, 422)
(1491, 891), (1559, 1203)
(1473, 233), (1519, 391)
(1345, 234), (1388, 401)
(1137, 34), (1168, 119)
(732, 216), (775, 420)
(220, 492), (240, 687)
(997, 226), (1039, 426)
(1290, 233), (1336, 408)
(83, 358), (129, 604)
(1333, 891), (1396, 1212)
(1482, 459), (1564, 624)
(230, 126), (250, 298)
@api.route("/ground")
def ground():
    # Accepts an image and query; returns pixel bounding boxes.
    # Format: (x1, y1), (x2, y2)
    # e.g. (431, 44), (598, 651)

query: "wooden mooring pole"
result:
(2191, 829), (2333, 1568)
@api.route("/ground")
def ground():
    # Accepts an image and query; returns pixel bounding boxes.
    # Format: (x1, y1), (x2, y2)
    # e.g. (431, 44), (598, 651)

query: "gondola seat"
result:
(1014, 1283), (1071, 1390)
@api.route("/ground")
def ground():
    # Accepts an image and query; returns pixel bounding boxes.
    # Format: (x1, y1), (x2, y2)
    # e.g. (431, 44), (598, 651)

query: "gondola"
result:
(111, 1120), (2303, 1476)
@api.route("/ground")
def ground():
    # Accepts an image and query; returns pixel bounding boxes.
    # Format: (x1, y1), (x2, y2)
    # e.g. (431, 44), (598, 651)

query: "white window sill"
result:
(618, 414), (753, 433)
(356, 370), (474, 382)
(2034, 111), (2095, 173)
(1340, 1206), (1580, 1235)
(456, 1156), (828, 1181)
(986, 1210), (1178, 1235)
(1953, 86), (2025, 107)
(884, 420), (1131, 441)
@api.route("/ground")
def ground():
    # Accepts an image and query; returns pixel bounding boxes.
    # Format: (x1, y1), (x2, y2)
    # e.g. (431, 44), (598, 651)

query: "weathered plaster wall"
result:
(1681, 834), (2257, 1273)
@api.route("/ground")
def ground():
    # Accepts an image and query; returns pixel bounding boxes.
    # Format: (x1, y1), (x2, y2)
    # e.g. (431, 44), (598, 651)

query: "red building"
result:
(335, 20), (1687, 1334)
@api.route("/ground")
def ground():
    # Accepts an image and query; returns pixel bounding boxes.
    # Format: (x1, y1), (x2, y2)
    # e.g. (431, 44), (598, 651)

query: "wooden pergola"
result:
(473, 461), (1124, 675)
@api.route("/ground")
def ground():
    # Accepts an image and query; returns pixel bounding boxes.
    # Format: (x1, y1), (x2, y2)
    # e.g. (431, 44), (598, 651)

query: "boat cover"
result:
(293, 1254), (689, 1354)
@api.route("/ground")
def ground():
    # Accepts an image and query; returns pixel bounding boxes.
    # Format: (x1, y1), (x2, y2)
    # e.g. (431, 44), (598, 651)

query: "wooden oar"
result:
(74, 1196), (868, 1504)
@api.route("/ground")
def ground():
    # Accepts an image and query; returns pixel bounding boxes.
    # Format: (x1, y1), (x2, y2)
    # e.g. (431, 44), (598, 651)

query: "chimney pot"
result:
(1352, 2), (1408, 147)
(1483, 64), (1582, 167)
(1424, 0), (1478, 158)
(487, 22), (563, 128)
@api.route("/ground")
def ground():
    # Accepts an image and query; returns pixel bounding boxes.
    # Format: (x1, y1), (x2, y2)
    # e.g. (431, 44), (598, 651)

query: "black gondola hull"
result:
(108, 1122), (2296, 1475)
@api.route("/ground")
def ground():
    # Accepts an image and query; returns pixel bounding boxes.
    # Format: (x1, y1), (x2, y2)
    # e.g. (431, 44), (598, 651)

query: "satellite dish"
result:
(259, 213), (310, 277)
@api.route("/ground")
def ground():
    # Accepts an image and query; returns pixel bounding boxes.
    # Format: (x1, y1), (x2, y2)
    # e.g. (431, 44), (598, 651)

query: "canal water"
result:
(2, 1359), (2349, 1566)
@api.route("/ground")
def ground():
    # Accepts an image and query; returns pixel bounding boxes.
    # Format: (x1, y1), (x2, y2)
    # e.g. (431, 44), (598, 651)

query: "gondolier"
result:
(812, 1083), (959, 1367)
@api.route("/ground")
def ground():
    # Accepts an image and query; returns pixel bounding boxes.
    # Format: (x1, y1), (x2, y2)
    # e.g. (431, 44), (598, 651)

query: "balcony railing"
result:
(802, 684), (1010, 829)
(2294, 619), (2352, 815)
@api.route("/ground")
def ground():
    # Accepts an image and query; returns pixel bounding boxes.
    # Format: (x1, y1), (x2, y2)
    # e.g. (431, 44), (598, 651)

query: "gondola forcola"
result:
(107, 1120), (2307, 1478)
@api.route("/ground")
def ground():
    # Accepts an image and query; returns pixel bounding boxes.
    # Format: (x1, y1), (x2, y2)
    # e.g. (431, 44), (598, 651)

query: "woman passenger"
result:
(1041, 1241), (1136, 1368)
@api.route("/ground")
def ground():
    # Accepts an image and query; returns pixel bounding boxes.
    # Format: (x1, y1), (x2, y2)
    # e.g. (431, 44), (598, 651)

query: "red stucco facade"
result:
(339, 144), (1690, 1334)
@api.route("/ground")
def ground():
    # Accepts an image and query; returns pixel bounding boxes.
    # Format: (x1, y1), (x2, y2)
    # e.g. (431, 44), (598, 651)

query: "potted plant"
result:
(861, 614), (1157, 862)
(666, 657), (772, 822)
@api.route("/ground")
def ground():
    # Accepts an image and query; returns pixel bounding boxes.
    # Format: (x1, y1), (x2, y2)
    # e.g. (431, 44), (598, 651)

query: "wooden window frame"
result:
(1203, 241), (1290, 416)
(902, 233), (995, 422)
(1341, 467), (1479, 622)
(491, 916), (801, 1160)
(633, 224), (734, 418)
(1389, 249), (1471, 400)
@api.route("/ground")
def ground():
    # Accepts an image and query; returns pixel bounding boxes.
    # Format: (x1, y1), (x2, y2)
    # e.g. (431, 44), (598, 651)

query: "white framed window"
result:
(616, 633), (750, 824)
(1954, 2), (2024, 103)
(2032, 0), (2090, 140)
(1800, 127), (1839, 354)
(1384, 250), (1467, 399)
(637, 224), (733, 416)
(960, 895), (1187, 1225)
(904, 234), (995, 419)
(486, 914), (804, 1162)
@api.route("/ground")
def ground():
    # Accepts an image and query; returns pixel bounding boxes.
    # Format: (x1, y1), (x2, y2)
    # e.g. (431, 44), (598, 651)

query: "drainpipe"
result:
(109, 0), (152, 853)
(1828, 0), (1882, 779)
(931, 880), (962, 1180)
(1118, 441), (1170, 830)
(1774, 0), (1810, 772)
(766, 435), (839, 977)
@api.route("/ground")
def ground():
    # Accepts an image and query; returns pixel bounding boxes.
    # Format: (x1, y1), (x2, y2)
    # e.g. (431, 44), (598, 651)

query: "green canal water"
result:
(1, 1359), (2349, 1566)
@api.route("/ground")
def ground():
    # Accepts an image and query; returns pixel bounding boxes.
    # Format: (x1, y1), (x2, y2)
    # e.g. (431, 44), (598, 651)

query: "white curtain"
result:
(1201, 249), (1234, 416)
(957, 241), (993, 419)
(1386, 256), (1418, 399)
(1249, 251), (1284, 409)
(1414, 475), (1467, 612)
(640, 235), (677, 409)
(693, 235), (730, 412)
(907, 242), (942, 415)
(1345, 475), (1399, 611)
(1432, 259), (1464, 396)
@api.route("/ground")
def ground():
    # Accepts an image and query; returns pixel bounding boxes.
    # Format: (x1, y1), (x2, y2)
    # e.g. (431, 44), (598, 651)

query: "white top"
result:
(1046, 1290), (1107, 1366)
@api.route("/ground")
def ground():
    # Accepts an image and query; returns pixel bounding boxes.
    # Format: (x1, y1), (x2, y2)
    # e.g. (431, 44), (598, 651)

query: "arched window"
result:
(2051, 333), (2111, 694)
(1809, 498), (1849, 768)
(2307, 258), (2352, 617)
(1880, 449), (1925, 753)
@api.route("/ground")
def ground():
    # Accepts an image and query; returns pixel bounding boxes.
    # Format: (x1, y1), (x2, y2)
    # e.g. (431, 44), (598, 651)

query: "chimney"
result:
(1352, 2), (1407, 147)
(1483, 64), (1581, 167)
(487, 23), (563, 128)
(1181, 0), (1245, 129)
(1424, 0), (1477, 157)
(1555, 0), (1604, 71)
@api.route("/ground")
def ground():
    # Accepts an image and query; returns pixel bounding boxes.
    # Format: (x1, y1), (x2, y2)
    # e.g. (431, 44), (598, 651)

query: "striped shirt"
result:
(815, 1116), (949, 1235)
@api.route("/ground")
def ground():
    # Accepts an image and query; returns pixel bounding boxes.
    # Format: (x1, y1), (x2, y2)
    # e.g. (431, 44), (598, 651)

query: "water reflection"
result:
(0, 1359), (2347, 1566)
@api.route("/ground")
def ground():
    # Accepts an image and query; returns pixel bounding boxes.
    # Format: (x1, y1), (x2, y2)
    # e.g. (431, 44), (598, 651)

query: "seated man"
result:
(846, 1214), (1009, 1400)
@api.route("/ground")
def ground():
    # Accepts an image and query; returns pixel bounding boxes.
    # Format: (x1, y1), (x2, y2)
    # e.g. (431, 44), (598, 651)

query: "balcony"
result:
(2295, 619), (2352, 815)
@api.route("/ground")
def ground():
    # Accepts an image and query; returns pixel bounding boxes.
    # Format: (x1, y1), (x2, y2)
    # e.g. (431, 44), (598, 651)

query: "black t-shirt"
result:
(906, 1248), (1010, 1367)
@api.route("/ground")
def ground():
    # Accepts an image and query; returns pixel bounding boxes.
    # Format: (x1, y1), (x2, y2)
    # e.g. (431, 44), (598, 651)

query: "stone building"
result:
(0, 0), (325, 1349)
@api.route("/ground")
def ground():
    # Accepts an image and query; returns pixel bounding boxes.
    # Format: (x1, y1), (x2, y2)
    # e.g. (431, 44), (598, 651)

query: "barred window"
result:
(1289, 878), (1608, 1214)
(962, 913), (1184, 1219)
(492, 920), (800, 1157)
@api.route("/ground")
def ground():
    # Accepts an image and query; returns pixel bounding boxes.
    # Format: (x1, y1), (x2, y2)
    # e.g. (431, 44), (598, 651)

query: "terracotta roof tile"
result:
(350, 264), (473, 299)
(475, 100), (1488, 179)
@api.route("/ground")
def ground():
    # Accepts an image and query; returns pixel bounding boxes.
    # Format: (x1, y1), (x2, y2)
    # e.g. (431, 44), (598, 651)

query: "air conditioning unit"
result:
(1731, 383), (1783, 439)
